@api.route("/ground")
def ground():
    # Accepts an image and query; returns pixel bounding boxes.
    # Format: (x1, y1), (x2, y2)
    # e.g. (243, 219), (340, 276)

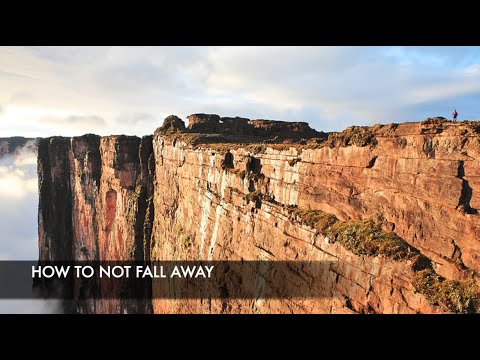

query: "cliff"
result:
(37, 115), (480, 314)
(37, 134), (153, 313)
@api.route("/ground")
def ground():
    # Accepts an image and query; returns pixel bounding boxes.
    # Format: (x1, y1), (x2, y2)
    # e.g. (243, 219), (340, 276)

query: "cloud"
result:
(38, 114), (107, 134)
(114, 112), (156, 125)
(195, 47), (480, 130)
(0, 143), (62, 313)
(0, 143), (39, 260)
(0, 168), (37, 199)
(94, 61), (187, 95)
(1, 46), (480, 136)
(0, 300), (61, 314)
(8, 91), (34, 105)
(39, 114), (106, 126)
(465, 64), (480, 75)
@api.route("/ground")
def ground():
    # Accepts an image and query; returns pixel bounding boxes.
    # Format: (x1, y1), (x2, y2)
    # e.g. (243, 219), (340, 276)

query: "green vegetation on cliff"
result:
(292, 208), (412, 259)
(413, 268), (480, 314)
(290, 206), (480, 313)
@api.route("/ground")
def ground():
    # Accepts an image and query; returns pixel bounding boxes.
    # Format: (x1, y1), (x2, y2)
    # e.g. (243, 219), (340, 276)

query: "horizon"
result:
(1, 46), (480, 138)
(0, 113), (473, 140)
(0, 114), (472, 140)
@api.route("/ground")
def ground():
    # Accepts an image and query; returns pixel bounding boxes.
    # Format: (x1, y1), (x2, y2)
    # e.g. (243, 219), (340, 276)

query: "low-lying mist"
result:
(0, 141), (61, 313)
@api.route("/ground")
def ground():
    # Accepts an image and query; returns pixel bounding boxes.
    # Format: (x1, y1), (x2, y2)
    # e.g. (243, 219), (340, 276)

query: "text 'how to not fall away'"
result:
(32, 265), (215, 279)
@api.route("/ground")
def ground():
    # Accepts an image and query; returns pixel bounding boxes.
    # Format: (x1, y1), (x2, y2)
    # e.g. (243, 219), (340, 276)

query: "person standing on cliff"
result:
(452, 109), (458, 122)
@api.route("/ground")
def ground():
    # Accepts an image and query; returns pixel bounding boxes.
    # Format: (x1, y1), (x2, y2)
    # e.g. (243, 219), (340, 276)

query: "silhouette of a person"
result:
(452, 109), (458, 122)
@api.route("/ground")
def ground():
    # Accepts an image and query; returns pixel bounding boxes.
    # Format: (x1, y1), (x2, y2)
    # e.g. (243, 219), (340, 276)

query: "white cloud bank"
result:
(0, 144), (60, 313)
(0, 143), (37, 199)
(0, 142), (39, 261)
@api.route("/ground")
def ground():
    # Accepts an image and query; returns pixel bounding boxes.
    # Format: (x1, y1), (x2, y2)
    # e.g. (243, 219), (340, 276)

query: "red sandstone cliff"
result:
(37, 135), (153, 313)
(37, 115), (480, 314)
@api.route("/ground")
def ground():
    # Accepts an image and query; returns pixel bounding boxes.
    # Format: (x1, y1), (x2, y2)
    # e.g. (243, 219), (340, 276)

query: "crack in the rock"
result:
(456, 160), (477, 214)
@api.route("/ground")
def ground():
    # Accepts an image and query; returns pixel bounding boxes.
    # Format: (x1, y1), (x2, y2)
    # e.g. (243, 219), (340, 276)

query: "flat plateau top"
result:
(155, 118), (480, 152)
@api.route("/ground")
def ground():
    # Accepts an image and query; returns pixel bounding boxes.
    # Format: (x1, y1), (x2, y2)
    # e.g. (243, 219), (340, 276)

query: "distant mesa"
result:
(187, 114), (252, 135)
(156, 113), (328, 142)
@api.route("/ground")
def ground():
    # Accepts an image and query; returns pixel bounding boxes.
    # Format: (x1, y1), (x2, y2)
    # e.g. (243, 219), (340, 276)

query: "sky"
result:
(1, 46), (480, 138)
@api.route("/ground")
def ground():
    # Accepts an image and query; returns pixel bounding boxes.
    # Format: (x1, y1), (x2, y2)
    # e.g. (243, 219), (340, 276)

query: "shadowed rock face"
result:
(38, 134), (154, 313)
(37, 115), (480, 314)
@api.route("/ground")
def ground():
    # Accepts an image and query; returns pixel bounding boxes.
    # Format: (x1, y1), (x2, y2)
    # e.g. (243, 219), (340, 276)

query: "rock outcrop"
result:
(186, 113), (327, 141)
(157, 115), (186, 134)
(37, 115), (480, 313)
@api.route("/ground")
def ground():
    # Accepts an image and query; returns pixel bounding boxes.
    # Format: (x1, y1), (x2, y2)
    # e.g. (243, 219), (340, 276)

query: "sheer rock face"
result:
(38, 135), (154, 262)
(38, 135), (154, 313)
(38, 117), (480, 314)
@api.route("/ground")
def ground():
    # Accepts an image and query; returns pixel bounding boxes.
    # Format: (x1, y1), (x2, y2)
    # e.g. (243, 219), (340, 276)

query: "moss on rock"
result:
(413, 268), (480, 314)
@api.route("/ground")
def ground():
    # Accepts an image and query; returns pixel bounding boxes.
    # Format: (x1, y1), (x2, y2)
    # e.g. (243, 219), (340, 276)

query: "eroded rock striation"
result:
(37, 115), (480, 313)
